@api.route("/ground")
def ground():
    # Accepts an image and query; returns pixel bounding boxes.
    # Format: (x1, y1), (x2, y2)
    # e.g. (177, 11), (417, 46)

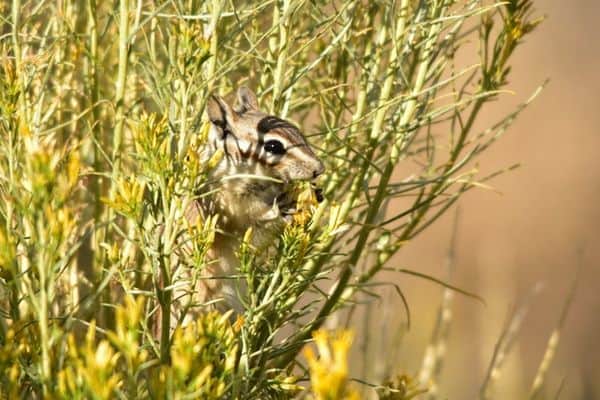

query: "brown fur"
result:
(177, 87), (323, 321)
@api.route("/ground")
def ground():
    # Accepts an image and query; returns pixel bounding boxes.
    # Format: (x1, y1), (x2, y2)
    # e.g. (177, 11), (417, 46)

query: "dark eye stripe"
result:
(257, 116), (297, 134)
(257, 116), (310, 148)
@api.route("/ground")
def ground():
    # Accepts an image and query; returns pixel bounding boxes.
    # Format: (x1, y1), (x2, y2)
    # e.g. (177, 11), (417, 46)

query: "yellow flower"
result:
(284, 181), (319, 226)
(304, 330), (360, 400)
(67, 152), (81, 188)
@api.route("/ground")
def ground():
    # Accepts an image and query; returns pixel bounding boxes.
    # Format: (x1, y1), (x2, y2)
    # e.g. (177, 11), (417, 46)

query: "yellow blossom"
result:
(304, 330), (360, 400)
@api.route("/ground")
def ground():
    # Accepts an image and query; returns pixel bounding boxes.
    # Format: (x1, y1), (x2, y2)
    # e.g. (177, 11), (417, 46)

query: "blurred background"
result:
(356, 1), (600, 398)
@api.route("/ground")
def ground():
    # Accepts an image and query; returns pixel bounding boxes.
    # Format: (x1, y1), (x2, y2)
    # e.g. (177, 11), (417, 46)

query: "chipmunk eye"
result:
(264, 139), (286, 155)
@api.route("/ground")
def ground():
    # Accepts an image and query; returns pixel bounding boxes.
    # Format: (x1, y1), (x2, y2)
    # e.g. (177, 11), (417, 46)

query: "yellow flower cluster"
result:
(57, 296), (148, 398)
(304, 330), (360, 400)
(279, 181), (320, 227)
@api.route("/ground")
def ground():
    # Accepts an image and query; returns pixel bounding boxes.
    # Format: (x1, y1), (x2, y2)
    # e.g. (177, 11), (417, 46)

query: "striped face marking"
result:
(206, 87), (324, 182)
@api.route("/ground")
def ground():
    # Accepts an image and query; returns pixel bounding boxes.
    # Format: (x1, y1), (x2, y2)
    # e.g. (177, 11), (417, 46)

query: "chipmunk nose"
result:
(312, 161), (325, 179)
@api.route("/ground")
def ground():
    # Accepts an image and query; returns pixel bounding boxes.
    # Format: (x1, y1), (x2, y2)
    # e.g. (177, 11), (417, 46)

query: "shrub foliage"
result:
(0, 0), (541, 398)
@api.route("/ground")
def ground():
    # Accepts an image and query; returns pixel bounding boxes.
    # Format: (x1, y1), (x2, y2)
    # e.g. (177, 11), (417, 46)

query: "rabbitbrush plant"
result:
(0, 0), (546, 398)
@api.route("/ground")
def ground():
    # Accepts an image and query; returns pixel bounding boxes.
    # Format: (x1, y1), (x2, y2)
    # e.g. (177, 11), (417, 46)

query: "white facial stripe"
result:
(288, 146), (318, 163)
(237, 138), (253, 154)
(209, 106), (323, 180)
(223, 136), (253, 160)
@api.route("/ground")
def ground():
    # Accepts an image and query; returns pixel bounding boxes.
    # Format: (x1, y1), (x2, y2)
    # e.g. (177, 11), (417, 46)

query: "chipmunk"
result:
(183, 87), (324, 314)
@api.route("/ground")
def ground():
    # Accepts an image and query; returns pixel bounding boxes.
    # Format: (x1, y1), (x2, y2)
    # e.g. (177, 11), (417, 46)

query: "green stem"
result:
(87, 0), (101, 220)
(38, 262), (51, 395)
(344, 101), (486, 317)
(158, 256), (172, 364)
(276, 0), (449, 369)
(11, 0), (28, 124)
(111, 0), (130, 183)
(35, 230), (51, 394)
(205, 0), (224, 91)
(271, 0), (291, 113)
(158, 188), (176, 363)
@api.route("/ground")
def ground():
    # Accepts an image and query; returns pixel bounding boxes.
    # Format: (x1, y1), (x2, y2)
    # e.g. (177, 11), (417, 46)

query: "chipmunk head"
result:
(206, 87), (324, 182)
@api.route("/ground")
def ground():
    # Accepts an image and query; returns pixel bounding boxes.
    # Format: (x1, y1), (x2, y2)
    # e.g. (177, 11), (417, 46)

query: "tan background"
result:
(361, 2), (600, 398)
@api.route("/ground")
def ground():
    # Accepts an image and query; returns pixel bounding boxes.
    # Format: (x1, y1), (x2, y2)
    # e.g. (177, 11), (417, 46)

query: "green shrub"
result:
(0, 0), (545, 398)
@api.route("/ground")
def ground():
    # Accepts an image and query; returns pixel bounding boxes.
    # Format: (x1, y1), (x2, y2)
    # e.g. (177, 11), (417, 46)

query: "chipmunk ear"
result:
(233, 86), (258, 114)
(206, 94), (233, 127)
